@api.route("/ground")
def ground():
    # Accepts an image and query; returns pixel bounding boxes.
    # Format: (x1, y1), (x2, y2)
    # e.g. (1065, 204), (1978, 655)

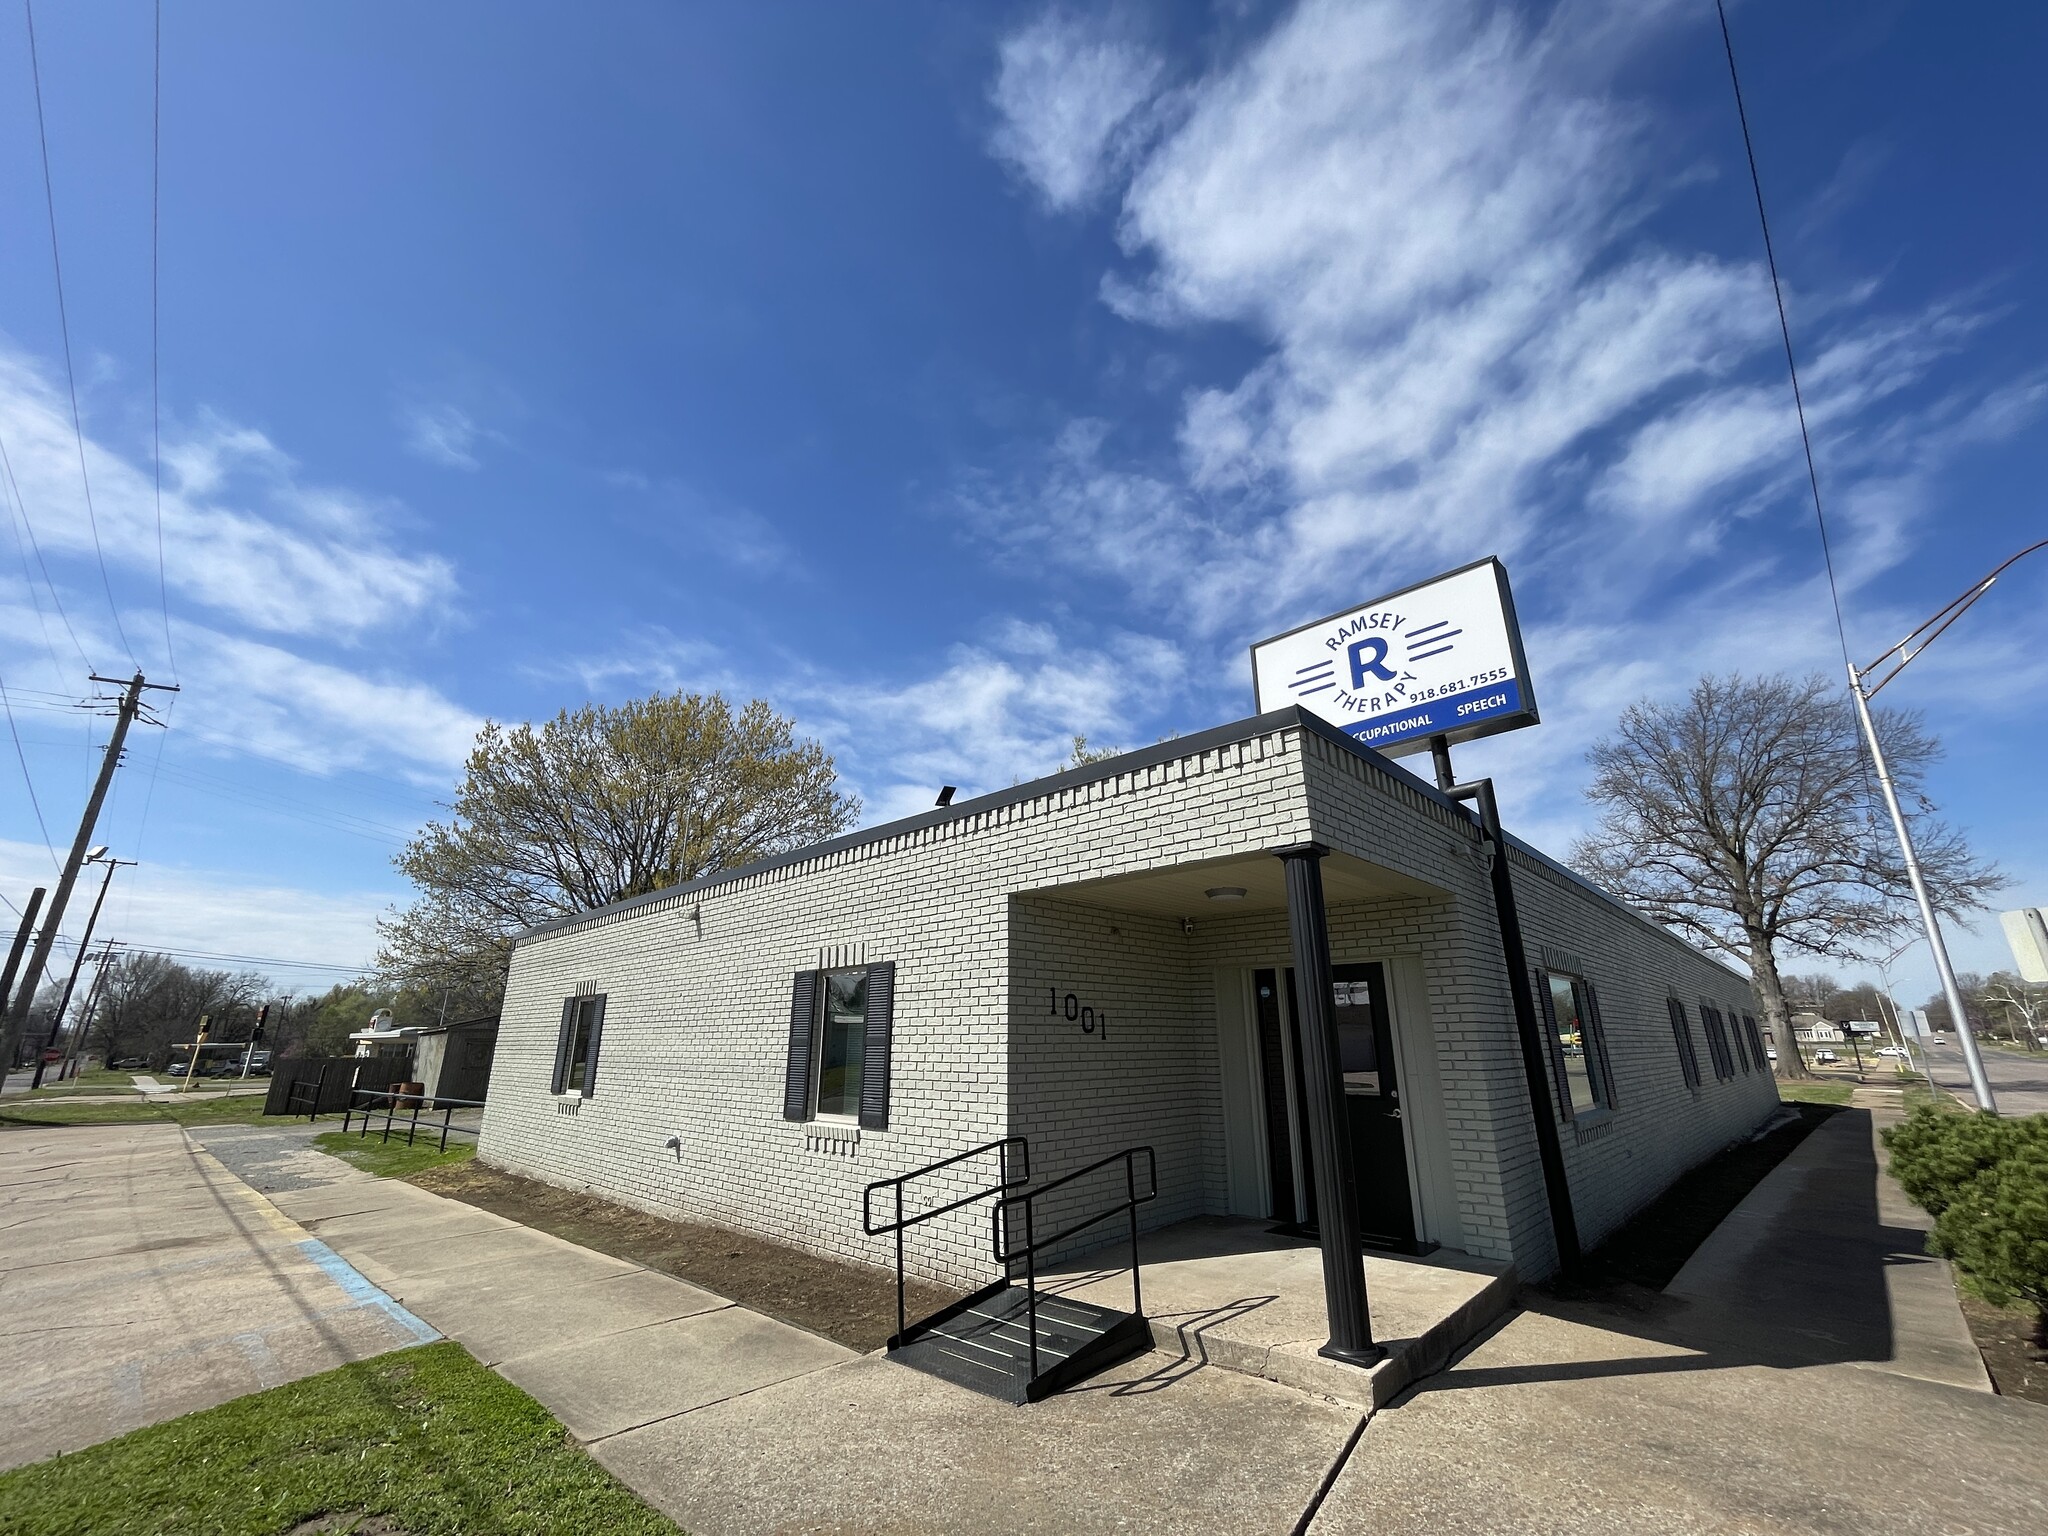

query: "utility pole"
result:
(33, 853), (131, 1088)
(1, 888), (45, 1063)
(1, 673), (175, 1067)
(63, 946), (116, 1082)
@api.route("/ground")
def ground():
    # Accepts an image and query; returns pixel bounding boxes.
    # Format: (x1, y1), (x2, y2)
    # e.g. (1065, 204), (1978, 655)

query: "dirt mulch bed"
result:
(1957, 1293), (2048, 1406)
(407, 1161), (962, 1353)
(1542, 1102), (1841, 1300)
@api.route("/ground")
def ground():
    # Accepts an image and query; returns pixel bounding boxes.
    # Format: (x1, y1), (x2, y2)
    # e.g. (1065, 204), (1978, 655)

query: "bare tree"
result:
(1978, 972), (2047, 1050)
(379, 692), (860, 1001)
(1571, 674), (2002, 1080)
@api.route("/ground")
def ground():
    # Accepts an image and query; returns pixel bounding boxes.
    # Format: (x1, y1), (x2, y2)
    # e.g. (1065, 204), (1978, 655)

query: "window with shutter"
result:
(1534, 968), (1575, 1122)
(552, 995), (605, 1096)
(1538, 967), (1614, 1117)
(782, 961), (899, 1127)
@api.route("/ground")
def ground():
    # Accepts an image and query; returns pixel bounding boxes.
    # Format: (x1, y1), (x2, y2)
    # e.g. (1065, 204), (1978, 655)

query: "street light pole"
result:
(1844, 537), (2047, 1116)
(1846, 669), (1995, 1112)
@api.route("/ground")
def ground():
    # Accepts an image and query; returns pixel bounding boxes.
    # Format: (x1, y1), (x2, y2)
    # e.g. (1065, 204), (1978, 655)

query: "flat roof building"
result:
(478, 707), (1777, 1388)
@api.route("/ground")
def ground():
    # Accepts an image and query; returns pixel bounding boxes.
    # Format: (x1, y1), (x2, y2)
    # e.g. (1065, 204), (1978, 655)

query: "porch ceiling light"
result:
(1205, 886), (1248, 901)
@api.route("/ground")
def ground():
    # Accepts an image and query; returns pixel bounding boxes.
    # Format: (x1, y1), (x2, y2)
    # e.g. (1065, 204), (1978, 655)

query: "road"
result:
(1918, 1035), (2048, 1115)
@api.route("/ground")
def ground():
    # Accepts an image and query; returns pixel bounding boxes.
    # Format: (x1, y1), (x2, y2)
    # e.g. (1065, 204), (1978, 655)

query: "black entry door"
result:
(1331, 963), (1417, 1250)
(1253, 963), (1418, 1251)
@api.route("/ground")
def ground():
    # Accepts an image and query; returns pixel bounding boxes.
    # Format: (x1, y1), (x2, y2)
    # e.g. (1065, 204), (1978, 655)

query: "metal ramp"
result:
(864, 1139), (1157, 1404)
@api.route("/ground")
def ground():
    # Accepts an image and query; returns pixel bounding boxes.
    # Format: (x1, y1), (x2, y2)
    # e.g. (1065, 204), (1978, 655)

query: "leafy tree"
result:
(379, 693), (859, 1002)
(87, 954), (269, 1068)
(1571, 674), (2002, 1080)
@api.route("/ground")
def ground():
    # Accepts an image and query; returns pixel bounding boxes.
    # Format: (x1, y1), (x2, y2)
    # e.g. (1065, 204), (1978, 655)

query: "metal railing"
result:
(340, 1088), (485, 1153)
(992, 1146), (1156, 1383)
(863, 1136), (1030, 1345)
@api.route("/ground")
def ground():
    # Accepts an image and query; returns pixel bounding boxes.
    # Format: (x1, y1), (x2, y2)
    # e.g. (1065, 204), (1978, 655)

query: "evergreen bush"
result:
(1885, 1105), (2048, 1310)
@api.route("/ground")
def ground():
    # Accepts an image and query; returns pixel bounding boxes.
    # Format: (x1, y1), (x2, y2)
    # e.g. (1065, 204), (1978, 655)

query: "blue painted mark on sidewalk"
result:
(296, 1238), (441, 1346)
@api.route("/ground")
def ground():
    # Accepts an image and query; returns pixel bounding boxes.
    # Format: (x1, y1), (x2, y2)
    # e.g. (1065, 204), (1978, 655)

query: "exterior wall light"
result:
(1205, 887), (1248, 900)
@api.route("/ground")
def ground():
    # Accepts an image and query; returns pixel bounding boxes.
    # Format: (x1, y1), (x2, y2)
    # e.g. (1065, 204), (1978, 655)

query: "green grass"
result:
(0, 1341), (679, 1536)
(1774, 1081), (1854, 1106)
(0, 1068), (145, 1099)
(0, 1091), (275, 1129)
(314, 1129), (477, 1179)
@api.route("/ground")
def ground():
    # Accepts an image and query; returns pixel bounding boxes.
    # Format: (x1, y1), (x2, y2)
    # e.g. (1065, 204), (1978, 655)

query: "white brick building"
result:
(479, 708), (1778, 1311)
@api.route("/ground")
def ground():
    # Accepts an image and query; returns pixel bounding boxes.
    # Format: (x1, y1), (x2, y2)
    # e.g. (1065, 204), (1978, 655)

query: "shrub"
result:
(1886, 1106), (2048, 1310)
(1881, 1105), (2012, 1216)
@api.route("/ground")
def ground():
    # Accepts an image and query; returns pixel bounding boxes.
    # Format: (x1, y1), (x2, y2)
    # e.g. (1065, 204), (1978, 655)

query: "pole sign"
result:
(1250, 557), (1539, 757)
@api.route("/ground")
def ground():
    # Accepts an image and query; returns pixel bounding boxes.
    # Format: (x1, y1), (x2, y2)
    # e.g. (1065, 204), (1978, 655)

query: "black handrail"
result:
(341, 1088), (486, 1153)
(863, 1136), (1030, 1345)
(992, 1145), (1156, 1382)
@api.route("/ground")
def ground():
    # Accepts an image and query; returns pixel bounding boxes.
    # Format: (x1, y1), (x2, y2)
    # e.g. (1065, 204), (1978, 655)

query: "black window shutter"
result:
(1534, 968), (1574, 1122)
(551, 998), (575, 1094)
(1583, 981), (1618, 1110)
(858, 961), (896, 1131)
(580, 996), (606, 1099)
(1744, 1014), (1767, 1069)
(1667, 997), (1699, 1090)
(1730, 1009), (1751, 1073)
(782, 971), (818, 1122)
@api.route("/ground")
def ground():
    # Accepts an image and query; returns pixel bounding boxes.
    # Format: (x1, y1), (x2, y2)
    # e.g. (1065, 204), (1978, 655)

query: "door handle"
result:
(1388, 1108), (1403, 1119)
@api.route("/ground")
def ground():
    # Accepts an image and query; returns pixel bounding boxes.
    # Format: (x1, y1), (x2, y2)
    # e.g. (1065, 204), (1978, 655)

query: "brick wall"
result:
(481, 716), (1775, 1290)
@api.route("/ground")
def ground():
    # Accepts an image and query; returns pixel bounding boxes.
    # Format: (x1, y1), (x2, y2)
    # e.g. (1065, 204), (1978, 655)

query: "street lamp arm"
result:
(1861, 537), (2048, 697)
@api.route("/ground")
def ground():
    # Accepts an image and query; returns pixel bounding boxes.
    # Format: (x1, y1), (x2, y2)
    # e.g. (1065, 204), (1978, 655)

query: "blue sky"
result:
(1, 0), (2044, 1006)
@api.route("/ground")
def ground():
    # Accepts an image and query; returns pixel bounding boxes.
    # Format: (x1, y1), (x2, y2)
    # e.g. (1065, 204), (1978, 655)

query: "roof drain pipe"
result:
(1444, 777), (1581, 1275)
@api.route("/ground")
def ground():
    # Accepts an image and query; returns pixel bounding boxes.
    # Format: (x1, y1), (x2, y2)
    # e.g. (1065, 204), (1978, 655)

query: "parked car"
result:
(1814, 1049), (1839, 1063)
(1765, 1048), (1777, 1061)
(110, 1057), (147, 1070)
(1875, 1045), (1909, 1059)
(164, 1061), (189, 1077)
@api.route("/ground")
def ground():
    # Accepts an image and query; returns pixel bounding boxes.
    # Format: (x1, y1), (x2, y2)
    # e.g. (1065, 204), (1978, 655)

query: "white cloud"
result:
(989, 10), (1165, 212)
(401, 401), (485, 470)
(0, 342), (456, 649)
(976, 0), (2040, 652)
(171, 628), (483, 781)
(0, 836), (391, 981)
(546, 620), (1185, 826)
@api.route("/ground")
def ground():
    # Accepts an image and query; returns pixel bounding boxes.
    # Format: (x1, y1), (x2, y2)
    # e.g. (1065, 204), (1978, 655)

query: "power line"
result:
(0, 678), (60, 871)
(22, 0), (136, 665)
(1712, 0), (1855, 681)
(150, 0), (175, 683)
(0, 429), (90, 671)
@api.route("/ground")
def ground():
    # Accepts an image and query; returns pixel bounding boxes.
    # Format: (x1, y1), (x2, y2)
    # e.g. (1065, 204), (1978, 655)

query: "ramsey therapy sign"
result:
(1250, 557), (1539, 758)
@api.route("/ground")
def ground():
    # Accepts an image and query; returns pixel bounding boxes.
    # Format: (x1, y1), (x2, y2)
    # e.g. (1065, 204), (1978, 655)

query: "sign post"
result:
(1251, 557), (1538, 784)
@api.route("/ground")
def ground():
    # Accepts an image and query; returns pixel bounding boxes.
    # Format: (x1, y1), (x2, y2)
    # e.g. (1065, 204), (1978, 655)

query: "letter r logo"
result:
(1348, 636), (1396, 686)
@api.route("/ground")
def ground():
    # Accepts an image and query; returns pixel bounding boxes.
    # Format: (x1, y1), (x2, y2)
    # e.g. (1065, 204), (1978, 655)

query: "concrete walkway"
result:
(268, 1173), (1369, 1535)
(1307, 1105), (2048, 1534)
(0, 1122), (437, 1471)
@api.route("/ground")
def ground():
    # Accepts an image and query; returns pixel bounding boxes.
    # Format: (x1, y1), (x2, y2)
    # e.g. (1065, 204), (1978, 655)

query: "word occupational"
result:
(1047, 988), (1110, 1040)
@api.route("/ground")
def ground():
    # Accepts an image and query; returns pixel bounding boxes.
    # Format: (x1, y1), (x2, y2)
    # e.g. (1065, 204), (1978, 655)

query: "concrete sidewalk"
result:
(1307, 1104), (2048, 1534)
(269, 1173), (1370, 1535)
(0, 1122), (437, 1470)
(1663, 1094), (1991, 1389)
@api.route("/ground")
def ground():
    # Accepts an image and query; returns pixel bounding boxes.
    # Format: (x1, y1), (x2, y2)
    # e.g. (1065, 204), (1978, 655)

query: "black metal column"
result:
(1275, 843), (1384, 1368)
(1448, 779), (1581, 1272)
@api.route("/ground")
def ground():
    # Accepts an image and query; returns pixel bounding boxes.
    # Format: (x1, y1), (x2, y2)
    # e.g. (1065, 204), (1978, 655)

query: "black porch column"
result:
(1275, 842), (1384, 1368)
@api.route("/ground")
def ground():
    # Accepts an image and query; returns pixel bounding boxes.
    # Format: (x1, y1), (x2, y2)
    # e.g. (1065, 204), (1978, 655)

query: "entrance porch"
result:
(1042, 1215), (1516, 1408)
